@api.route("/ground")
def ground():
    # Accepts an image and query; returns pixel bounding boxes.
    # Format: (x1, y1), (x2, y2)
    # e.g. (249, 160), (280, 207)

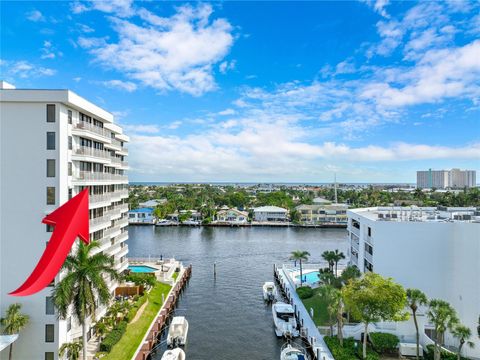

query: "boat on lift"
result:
(167, 316), (189, 347)
(262, 281), (278, 301)
(280, 342), (307, 360)
(272, 302), (299, 338)
(161, 347), (186, 360)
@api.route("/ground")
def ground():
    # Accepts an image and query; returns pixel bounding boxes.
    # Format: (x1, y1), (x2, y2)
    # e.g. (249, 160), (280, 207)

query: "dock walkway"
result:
(274, 265), (334, 360)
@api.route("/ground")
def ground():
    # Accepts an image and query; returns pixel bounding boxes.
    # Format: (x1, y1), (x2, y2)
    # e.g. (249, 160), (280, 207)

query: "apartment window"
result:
(68, 110), (72, 124)
(68, 188), (73, 200)
(45, 324), (54, 342)
(45, 297), (54, 315)
(68, 136), (72, 150)
(46, 224), (54, 232)
(368, 227), (372, 237)
(46, 104), (55, 122)
(67, 317), (71, 332)
(68, 162), (72, 176)
(46, 132), (55, 150)
(46, 187), (55, 205)
(45, 353), (54, 360)
(46, 159), (55, 177)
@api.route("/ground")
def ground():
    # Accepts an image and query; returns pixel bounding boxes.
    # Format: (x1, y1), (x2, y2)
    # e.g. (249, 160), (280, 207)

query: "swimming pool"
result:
(128, 265), (158, 273)
(295, 271), (320, 285)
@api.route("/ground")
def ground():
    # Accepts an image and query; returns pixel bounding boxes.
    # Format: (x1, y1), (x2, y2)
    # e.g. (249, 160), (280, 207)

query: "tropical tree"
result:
(59, 341), (83, 360)
(342, 273), (408, 359)
(427, 299), (459, 360)
(452, 324), (474, 360)
(339, 265), (361, 286)
(321, 250), (336, 272)
(320, 285), (345, 345)
(406, 288), (428, 360)
(331, 250), (346, 277)
(53, 241), (120, 360)
(290, 250), (310, 286)
(0, 303), (29, 360)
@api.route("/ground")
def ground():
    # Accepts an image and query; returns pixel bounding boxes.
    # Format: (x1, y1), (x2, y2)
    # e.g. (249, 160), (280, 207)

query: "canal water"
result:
(126, 226), (348, 360)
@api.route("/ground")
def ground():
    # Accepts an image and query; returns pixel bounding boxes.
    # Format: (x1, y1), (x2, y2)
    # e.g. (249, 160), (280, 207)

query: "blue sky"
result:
(1, 0), (479, 183)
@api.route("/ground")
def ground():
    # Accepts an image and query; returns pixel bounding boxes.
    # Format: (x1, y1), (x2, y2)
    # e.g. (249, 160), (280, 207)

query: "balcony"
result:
(72, 171), (128, 183)
(115, 259), (129, 271)
(72, 121), (112, 141)
(118, 189), (129, 198)
(116, 232), (128, 243)
(364, 251), (373, 263)
(118, 204), (129, 213)
(89, 193), (113, 207)
(105, 225), (122, 238)
(89, 215), (112, 231)
(72, 146), (112, 162)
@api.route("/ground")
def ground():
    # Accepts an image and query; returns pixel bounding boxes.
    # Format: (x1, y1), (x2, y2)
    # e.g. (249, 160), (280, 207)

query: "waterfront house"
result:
(215, 208), (249, 224)
(295, 204), (348, 225)
(129, 207), (156, 225)
(253, 206), (288, 222)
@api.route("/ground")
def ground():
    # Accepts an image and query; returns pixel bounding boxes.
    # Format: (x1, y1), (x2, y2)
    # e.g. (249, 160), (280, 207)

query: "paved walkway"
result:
(276, 266), (334, 360)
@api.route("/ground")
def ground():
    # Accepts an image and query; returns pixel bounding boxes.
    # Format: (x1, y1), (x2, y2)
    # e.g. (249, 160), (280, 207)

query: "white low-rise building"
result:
(0, 82), (129, 360)
(347, 206), (480, 359)
(215, 208), (249, 224)
(253, 206), (288, 222)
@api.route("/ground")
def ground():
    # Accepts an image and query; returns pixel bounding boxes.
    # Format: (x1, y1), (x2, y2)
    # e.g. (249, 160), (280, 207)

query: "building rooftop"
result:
(348, 206), (480, 223)
(129, 207), (154, 213)
(253, 206), (288, 212)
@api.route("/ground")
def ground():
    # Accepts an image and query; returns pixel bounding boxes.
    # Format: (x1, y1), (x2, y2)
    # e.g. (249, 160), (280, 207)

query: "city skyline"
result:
(1, 1), (479, 183)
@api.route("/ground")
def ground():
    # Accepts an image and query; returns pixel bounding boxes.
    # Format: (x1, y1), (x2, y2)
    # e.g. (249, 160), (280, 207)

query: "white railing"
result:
(89, 215), (112, 228)
(73, 121), (112, 139)
(73, 171), (128, 182)
(118, 189), (129, 198)
(364, 251), (373, 263)
(115, 232), (128, 242)
(73, 146), (111, 160)
(89, 193), (112, 205)
(118, 204), (129, 213)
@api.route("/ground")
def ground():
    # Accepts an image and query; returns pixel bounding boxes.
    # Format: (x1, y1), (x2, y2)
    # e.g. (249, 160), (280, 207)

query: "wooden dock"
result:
(273, 264), (334, 360)
(133, 265), (192, 360)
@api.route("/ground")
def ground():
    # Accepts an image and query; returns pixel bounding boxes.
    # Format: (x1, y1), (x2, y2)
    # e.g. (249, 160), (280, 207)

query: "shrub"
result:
(124, 293), (147, 323)
(324, 336), (357, 360)
(369, 332), (399, 354)
(297, 286), (314, 299)
(424, 345), (464, 360)
(99, 321), (127, 352)
(125, 273), (156, 287)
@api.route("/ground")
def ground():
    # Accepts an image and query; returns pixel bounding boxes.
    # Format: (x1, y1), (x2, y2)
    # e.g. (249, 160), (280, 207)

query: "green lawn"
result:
(172, 271), (179, 281)
(103, 282), (172, 360)
(300, 288), (331, 326)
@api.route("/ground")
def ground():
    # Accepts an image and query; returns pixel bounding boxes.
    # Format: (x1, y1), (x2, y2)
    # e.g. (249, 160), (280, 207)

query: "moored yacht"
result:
(263, 281), (278, 301)
(272, 302), (299, 338)
(167, 316), (189, 347)
(161, 348), (186, 360)
(280, 343), (307, 360)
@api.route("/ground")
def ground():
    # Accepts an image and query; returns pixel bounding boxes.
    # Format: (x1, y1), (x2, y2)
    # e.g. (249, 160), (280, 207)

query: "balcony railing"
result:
(118, 189), (129, 198)
(73, 171), (128, 182)
(116, 232), (128, 242)
(89, 215), (112, 229)
(90, 193), (113, 205)
(73, 121), (112, 140)
(118, 204), (129, 213)
(73, 146), (111, 160)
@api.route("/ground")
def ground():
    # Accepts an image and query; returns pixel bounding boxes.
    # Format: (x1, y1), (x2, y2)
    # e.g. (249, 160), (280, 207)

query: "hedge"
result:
(324, 336), (379, 360)
(425, 344), (466, 360)
(100, 321), (128, 352)
(369, 332), (399, 353)
(297, 286), (314, 299)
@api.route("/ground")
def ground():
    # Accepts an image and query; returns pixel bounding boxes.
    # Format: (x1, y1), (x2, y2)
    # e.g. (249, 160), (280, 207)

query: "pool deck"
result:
(274, 265), (334, 360)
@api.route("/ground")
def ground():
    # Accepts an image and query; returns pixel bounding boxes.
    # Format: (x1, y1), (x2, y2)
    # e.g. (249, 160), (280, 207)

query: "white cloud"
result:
(71, 0), (134, 17)
(1, 60), (56, 79)
(26, 10), (45, 22)
(40, 40), (59, 60)
(73, 76), (82, 82)
(78, 4), (235, 96)
(219, 60), (236, 74)
(217, 108), (236, 116)
(102, 79), (138, 92)
(121, 124), (161, 134)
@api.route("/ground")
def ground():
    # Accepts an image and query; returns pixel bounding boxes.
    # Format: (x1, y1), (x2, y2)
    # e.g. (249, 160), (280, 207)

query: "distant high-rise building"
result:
(417, 168), (476, 189)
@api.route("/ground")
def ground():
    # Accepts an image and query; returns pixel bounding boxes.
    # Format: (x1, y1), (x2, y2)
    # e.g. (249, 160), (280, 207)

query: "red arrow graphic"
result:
(9, 188), (90, 296)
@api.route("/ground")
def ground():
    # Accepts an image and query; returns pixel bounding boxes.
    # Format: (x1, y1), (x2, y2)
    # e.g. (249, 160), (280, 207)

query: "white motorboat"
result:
(182, 220), (200, 226)
(263, 281), (278, 301)
(280, 343), (307, 360)
(272, 302), (299, 338)
(167, 316), (189, 347)
(156, 219), (173, 226)
(161, 348), (186, 360)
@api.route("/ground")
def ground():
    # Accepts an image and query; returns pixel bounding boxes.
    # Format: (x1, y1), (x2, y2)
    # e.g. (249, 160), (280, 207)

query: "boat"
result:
(272, 302), (299, 337)
(182, 220), (200, 226)
(263, 281), (278, 301)
(280, 343), (307, 360)
(156, 219), (173, 226)
(161, 348), (186, 360)
(167, 316), (189, 347)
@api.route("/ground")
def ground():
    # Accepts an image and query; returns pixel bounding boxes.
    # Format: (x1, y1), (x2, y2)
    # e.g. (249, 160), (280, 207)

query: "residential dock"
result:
(274, 264), (334, 360)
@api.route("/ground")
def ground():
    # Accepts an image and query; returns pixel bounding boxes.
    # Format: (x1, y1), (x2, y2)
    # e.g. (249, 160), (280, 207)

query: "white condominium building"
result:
(0, 82), (129, 360)
(417, 168), (476, 189)
(347, 206), (480, 359)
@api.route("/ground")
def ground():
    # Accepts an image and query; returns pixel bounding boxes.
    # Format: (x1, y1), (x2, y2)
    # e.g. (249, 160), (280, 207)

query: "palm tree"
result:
(452, 324), (474, 360)
(406, 288), (428, 360)
(0, 303), (29, 360)
(427, 299), (459, 360)
(53, 241), (120, 360)
(321, 250), (335, 272)
(320, 285), (345, 346)
(290, 250), (310, 286)
(331, 249), (346, 277)
(59, 341), (83, 360)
